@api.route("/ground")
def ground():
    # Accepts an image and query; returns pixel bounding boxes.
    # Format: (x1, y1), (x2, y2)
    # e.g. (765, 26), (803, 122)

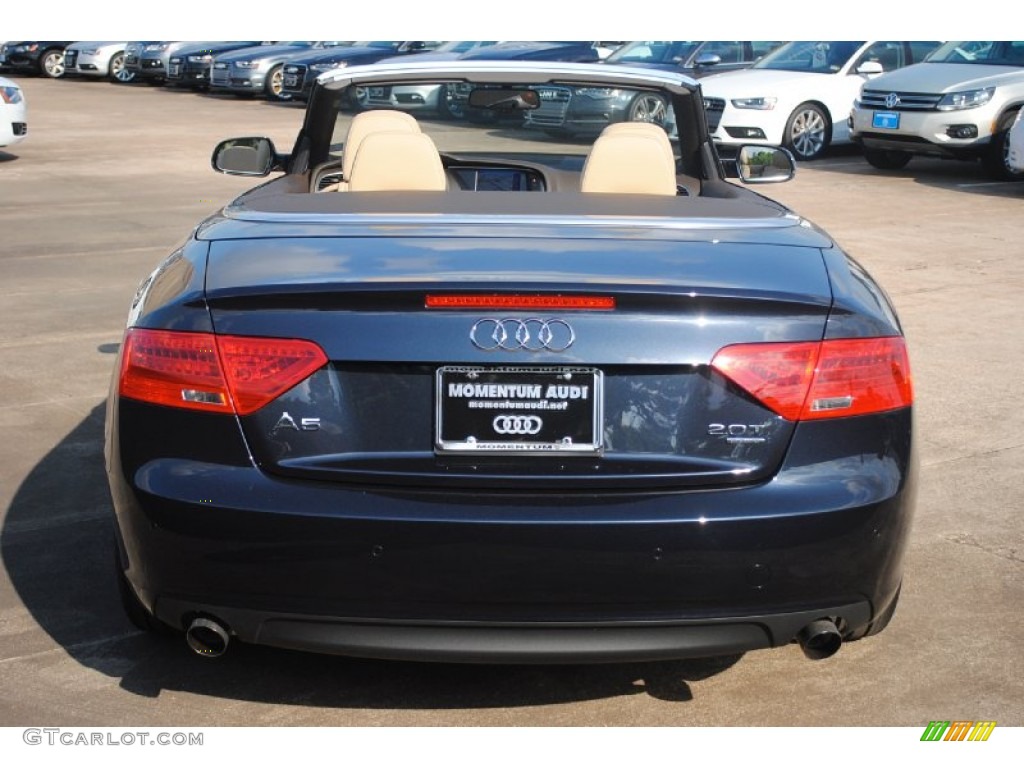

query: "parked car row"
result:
(3, 39), (1023, 179)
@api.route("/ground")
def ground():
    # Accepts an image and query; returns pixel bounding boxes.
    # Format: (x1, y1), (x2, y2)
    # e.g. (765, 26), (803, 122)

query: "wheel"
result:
(264, 64), (291, 101)
(784, 102), (831, 161)
(108, 51), (135, 84)
(436, 84), (464, 120)
(863, 148), (912, 170)
(39, 48), (65, 78)
(627, 93), (669, 128)
(982, 111), (1024, 181)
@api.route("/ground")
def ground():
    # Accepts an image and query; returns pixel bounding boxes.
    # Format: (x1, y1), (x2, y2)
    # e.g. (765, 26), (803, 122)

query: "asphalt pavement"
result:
(0, 76), (1021, 728)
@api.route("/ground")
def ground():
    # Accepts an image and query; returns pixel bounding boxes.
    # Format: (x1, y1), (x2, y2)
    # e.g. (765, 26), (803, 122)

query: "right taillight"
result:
(711, 336), (912, 421)
(119, 329), (327, 416)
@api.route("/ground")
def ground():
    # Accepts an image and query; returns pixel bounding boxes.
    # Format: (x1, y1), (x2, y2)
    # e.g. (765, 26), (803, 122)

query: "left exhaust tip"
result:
(797, 619), (842, 660)
(186, 617), (230, 658)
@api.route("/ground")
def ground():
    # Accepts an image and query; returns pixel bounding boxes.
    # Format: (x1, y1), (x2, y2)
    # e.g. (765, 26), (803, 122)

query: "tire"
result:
(108, 51), (135, 84)
(784, 102), (831, 161)
(39, 48), (65, 78)
(627, 93), (669, 128)
(436, 84), (464, 120)
(982, 111), (1024, 181)
(863, 148), (912, 170)
(264, 64), (291, 101)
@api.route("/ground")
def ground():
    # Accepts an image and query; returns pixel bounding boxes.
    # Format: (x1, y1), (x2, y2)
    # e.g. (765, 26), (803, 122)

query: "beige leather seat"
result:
(347, 131), (448, 192)
(580, 123), (678, 195)
(335, 110), (422, 191)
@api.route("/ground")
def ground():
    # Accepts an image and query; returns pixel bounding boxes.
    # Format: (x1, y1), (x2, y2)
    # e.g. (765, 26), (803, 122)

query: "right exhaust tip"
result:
(186, 617), (230, 658)
(797, 619), (842, 660)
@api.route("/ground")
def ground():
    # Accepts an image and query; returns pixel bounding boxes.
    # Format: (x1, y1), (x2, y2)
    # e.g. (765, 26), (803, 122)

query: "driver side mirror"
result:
(694, 53), (722, 68)
(856, 61), (885, 76)
(211, 137), (282, 177)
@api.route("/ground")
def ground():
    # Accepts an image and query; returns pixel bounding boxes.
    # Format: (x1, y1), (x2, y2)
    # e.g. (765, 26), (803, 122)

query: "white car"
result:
(1009, 107), (1024, 173)
(850, 41), (1024, 180)
(0, 75), (27, 148)
(702, 41), (941, 160)
(63, 41), (134, 83)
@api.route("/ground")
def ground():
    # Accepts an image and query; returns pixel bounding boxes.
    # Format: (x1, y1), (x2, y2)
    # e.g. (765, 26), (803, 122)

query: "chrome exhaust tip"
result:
(186, 617), (230, 658)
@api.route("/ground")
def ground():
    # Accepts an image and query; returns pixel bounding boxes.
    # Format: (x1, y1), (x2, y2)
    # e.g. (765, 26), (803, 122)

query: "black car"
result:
(108, 61), (915, 664)
(166, 41), (265, 88)
(0, 41), (75, 78)
(281, 41), (441, 101)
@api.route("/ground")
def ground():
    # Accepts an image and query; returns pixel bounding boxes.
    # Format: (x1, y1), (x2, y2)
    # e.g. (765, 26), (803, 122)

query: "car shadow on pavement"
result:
(2, 403), (743, 713)
(0, 150), (20, 163)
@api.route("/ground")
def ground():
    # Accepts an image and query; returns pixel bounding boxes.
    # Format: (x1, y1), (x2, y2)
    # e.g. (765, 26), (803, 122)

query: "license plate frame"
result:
(872, 110), (900, 130)
(435, 366), (603, 455)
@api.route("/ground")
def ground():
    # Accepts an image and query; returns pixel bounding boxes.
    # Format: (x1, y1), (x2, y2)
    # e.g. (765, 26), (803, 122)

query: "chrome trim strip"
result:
(316, 60), (699, 94)
(221, 208), (803, 231)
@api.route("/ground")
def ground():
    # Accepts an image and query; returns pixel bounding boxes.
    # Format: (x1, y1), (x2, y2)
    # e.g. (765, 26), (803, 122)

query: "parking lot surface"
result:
(1, 77), (1022, 727)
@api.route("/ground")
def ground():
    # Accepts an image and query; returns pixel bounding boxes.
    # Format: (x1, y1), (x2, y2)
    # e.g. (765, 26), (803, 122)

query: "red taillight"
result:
(216, 335), (328, 415)
(119, 329), (327, 416)
(425, 294), (615, 310)
(711, 337), (912, 421)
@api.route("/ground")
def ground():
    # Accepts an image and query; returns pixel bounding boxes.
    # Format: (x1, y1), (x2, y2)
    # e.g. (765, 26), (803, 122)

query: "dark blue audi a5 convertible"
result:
(105, 60), (915, 663)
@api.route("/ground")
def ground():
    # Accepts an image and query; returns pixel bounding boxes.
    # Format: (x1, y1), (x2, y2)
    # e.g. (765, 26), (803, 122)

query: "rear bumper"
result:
(110, 408), (915, 661)
(155, 597), (872, 663)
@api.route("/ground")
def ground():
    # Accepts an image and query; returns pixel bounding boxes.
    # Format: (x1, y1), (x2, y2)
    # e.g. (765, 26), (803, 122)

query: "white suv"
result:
(849, 41), (1024, 180)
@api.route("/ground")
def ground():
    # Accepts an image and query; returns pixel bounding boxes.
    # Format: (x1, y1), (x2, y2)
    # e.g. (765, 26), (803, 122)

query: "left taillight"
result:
(119, 329), (327, 416)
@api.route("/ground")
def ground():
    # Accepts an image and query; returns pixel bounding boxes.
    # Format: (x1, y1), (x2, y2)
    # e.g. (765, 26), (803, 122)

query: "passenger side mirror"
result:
(211, 137), (281, 177)
(734, 145), (795, 183)
(694, 53), (722, 68)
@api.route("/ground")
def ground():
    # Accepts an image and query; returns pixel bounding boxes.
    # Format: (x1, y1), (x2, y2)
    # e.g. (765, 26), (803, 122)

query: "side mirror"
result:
(734, 145), (795, 183)
(694, 53), (722, 68)
(211, 137), (280, 176)
(856, 61), (884, 76)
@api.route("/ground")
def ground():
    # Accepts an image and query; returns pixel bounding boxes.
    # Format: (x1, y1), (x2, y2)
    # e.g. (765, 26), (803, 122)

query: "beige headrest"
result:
(580, 125), (678, 195)
(347, 131), (448, 192)
(342, 110), (422, 181)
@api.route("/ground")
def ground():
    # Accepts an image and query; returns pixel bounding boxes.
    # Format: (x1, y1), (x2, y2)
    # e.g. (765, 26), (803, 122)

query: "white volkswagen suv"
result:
(849, 41), (1024, 180)
(702, 41), (940, 161)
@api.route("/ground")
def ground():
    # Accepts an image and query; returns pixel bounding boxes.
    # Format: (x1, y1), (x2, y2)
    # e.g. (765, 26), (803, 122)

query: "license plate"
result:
(872, 111), (900, 130)
(436, 366), (602, 454)
(169, 64), (180, 76)
(368, 86), (386, 98)
(0, 55), (6, 64)
(284, 74), (297, 86)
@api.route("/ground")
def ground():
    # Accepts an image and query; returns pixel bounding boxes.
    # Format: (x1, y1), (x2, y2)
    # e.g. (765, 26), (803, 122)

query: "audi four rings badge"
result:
(470, 318), (575, 352)
(492, 415), (544, 435)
